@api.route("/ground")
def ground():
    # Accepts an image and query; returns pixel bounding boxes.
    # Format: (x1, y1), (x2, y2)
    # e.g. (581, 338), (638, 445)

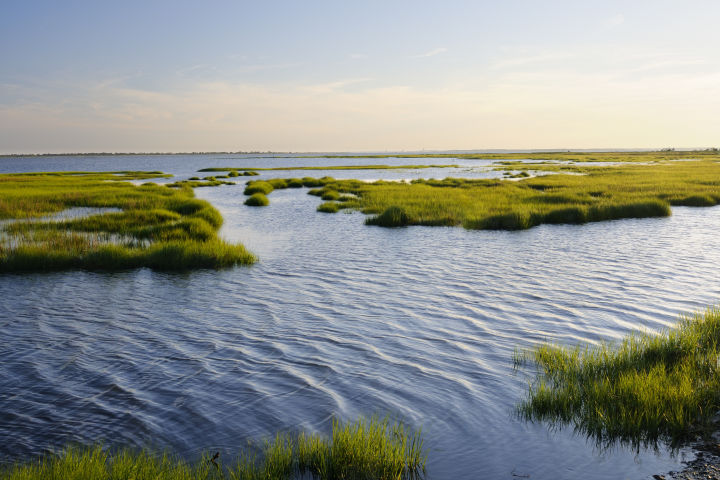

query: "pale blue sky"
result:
(1, 1), (719, 153)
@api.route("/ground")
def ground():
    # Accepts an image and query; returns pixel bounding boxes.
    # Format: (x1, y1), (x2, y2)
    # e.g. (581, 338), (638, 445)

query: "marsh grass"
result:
(199, 164), (459, 172)
(320, 190), (340, 201)
(1, 417), (425, 480)
(0, 172), (255, 272)
(166, 178), (235, 188)
(515, 307), (720, 450)
(245, 193), (270, 207)
(365, 206), (411, 227)
(243, 181), (274, 196)
(255, 158), (720, 230)
(317, 202), (340, 213)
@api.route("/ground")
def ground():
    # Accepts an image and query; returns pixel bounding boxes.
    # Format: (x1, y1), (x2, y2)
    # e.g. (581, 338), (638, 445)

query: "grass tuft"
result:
(243, 181), (274, 196)
(366, 206), (411, 227)
(320, 190), (340, 201)
(317, 202), (340, 213)
(515, 306), (720, 450)
(0, 417), (425, 480)
(245, 193), (270, 207)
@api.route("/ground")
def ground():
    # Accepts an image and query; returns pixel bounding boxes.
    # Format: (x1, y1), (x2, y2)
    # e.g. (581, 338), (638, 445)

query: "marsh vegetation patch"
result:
(0, 171), (255, 272)
(239, 156), (720, 231)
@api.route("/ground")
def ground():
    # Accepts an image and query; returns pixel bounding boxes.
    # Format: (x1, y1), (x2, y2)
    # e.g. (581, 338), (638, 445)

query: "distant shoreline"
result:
(1, 148), (717, 158)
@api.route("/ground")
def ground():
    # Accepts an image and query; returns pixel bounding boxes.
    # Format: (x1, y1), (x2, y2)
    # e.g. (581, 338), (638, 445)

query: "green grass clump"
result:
(301, 177), (335, 188)
(0, 417), (425, 480)
(320, 190), (340, 201)
(287, 178), (304, 188)
(366, 206), (411, 227)
(245, 193), (270, 207)
(515, 306), (720, 450)
(268, 178), (288, 189)
(0, 172), (255, 272)
(317, 202), (340, 213)
(243, 181), (274, 196)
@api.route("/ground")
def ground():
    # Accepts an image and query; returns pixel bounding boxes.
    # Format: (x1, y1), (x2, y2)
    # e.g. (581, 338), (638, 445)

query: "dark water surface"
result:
(1, 154), (719, 479)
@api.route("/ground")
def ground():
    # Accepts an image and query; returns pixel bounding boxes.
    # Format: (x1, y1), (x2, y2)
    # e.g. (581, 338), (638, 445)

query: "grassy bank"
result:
(245, 158), (720, 230)
(0, 171), (255, 272)
(515, 306), (720, 450)
(0, 417), (425, 480)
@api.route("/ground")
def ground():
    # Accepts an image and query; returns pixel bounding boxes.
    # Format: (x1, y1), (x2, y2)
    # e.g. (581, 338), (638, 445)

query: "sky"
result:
(1, 1), (719, 153)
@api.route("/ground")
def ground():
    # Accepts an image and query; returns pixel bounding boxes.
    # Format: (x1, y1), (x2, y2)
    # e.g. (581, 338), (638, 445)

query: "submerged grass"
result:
(0, 172), (255, 272)
(515, 306), (720, 450)
(254, 155), (720, 230)
(0, 417), (425, 480)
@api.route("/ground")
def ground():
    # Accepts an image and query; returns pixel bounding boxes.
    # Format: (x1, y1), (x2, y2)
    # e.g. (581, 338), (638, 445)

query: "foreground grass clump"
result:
(0, 172), (255, 272)
(0, 417), (425, 480)
(515, 306), (720, 450)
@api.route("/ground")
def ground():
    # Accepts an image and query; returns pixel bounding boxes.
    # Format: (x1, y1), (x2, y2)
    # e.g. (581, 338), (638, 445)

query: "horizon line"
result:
(1, 147), (717, 157)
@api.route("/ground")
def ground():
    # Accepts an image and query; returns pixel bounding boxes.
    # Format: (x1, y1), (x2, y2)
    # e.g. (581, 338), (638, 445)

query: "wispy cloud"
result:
(410, 47), (447, 58)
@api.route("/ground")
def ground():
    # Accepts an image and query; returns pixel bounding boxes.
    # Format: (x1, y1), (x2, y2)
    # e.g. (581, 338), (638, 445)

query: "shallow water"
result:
(1, 154), (719, 479)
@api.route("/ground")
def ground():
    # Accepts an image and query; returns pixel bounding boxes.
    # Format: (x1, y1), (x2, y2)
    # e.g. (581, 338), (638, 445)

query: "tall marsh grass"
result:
(515, 306), (720, 450)
(0, 417), (425, 480)
(0, 172), (255, 272)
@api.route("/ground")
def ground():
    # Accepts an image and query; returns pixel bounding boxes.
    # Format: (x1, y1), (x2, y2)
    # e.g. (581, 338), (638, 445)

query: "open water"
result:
(1, 154), (719, 479)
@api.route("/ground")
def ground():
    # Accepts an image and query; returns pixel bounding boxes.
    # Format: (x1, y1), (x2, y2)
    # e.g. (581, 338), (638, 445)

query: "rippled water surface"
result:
(2, 154), (720, 479)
